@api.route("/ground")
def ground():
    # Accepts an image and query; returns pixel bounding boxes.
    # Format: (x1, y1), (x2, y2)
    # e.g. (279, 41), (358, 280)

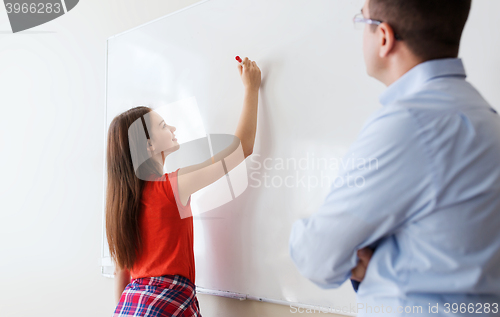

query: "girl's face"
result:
(147, 111), (179, 158)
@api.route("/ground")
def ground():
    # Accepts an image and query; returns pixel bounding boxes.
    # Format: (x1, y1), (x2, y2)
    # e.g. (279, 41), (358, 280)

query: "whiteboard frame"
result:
(99, 1), (355, 316)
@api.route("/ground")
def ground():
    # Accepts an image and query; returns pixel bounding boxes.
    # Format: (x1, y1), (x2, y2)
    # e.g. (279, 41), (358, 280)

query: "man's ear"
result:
(378, 22), (397, 58)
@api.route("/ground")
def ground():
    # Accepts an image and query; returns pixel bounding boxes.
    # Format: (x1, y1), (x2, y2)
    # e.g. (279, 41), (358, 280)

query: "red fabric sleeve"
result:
(166, 168), (193, 219)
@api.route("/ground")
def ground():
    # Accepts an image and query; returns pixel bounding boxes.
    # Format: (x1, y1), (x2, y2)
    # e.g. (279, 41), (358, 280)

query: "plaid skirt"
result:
(113, 274), (202, 317)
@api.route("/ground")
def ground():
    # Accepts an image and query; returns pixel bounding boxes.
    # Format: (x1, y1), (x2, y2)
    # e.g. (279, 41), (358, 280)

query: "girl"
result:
(106, 57), (261, 316)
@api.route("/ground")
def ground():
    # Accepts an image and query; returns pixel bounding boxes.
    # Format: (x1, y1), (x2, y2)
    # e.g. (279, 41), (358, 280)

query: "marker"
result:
(235, 56), (244, 66)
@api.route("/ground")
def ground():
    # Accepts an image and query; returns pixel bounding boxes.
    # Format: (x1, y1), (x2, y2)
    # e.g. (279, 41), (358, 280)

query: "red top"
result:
(130, 168), (195, 284)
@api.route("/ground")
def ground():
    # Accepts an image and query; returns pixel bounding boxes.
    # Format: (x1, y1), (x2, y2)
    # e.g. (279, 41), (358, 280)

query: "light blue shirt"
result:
(289, 58), (500, 316)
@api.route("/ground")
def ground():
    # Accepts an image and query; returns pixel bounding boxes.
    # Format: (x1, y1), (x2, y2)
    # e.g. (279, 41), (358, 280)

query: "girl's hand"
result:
(238, 57), (261, 92)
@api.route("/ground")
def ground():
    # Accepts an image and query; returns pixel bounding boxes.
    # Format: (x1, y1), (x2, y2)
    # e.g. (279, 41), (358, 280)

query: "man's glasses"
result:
(353, 13), (402, 41)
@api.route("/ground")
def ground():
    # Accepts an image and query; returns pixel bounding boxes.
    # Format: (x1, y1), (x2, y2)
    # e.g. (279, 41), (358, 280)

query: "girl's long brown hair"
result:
(105, 106), (163, 271)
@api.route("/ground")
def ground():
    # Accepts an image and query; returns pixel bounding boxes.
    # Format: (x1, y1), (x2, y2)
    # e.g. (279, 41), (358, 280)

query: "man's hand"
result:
(351, 247), (374, 282)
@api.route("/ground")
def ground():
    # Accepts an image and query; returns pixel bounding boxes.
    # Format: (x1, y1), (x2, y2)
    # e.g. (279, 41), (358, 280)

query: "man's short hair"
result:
(369, 0), (472, 61)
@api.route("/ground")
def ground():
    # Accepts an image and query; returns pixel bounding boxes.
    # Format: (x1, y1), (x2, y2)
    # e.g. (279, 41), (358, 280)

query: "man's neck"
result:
(382, 57), (423, 87)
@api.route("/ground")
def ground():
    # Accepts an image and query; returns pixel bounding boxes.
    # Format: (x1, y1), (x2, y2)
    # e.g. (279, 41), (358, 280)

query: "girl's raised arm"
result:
(176, 57), (261, 206)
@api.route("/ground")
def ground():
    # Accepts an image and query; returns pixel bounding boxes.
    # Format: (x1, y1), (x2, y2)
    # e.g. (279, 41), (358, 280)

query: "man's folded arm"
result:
(288, 108), (435, 289)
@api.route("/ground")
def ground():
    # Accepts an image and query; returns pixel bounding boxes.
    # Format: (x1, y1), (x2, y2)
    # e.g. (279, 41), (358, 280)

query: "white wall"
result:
(0, 1), (342, 316)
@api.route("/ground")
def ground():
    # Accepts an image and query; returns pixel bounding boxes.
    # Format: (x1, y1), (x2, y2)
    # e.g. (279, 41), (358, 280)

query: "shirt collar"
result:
(379, 58), (467, 106)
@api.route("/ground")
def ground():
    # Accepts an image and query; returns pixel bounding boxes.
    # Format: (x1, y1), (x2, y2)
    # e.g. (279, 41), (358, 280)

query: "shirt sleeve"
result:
(166, 168), (193, 219)
(289, 107), (435, 289)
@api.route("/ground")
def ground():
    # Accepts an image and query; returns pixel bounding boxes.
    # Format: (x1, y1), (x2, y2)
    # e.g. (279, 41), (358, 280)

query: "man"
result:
(289, 0), (500, 316)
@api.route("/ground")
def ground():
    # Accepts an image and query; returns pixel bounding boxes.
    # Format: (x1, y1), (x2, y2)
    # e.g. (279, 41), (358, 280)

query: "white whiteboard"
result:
(101, 0), (500, 314)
